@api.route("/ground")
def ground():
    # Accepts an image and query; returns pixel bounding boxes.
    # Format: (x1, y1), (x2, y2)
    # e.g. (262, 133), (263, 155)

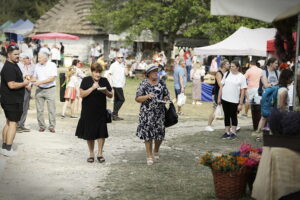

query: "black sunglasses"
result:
(7, 45), (19, 52)
(117, 57), (124, 59)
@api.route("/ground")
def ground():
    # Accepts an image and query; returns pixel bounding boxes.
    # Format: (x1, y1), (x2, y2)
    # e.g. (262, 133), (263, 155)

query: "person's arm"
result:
(261, 75), (272, 88)
(7, 80), (30, 89)
(216, 72), (223, 87)
(217, 84), (223, 105)
(135, 93), (155, 103)
(100, 89), (113, 98)
(278, 90), (288, 111)
(238, 88), (246, 111)
(35, 76), (56, 86)
(179, 75), (184, 93)
(80, 81), (98, 98)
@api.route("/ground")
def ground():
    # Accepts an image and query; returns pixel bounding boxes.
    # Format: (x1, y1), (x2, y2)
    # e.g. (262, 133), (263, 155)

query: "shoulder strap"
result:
(274, 70), (278, 79)
(225, 71), (230, 79)
(265, 68), (269, 78)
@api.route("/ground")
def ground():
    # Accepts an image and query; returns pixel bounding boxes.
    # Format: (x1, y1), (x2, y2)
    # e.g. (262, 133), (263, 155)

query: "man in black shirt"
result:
(0, 45), (29, 157)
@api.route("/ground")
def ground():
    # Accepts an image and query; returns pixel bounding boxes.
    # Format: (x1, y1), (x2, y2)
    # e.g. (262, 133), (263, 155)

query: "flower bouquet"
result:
(200, 143), (262, 200)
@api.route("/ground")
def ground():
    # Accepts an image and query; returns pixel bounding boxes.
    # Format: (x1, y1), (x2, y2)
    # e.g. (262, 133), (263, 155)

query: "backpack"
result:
(260, 85), (280, 117)
(258, 69), (278, 96)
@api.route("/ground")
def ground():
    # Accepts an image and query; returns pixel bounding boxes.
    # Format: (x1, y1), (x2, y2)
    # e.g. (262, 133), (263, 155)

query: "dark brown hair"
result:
(90, 62), (103, 73)
(278, 69), (293, 87)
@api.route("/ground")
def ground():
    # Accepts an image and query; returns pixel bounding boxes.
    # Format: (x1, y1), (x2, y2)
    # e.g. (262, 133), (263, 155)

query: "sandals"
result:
(154, 152), (160, 161)
(97, 156), (105, 163)
(147, 158), (154, 165)
(87, 157), (94, 163)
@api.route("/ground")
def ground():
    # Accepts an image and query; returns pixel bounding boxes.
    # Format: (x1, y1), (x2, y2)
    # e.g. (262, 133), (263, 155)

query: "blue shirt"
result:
(173, 65), (186, 90)
(185, 57), (193, 66)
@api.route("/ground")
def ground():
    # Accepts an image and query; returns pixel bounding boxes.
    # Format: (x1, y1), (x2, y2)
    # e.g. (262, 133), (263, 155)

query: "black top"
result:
(80, 76), (112, 119)
(0, 60), (25, 104)
(213, 70), (224, 103)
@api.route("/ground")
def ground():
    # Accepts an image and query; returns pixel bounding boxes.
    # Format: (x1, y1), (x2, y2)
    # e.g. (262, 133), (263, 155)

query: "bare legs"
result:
(207, 108), (215, 126)
(62, 99), (76, 117)
(87, 138), (106, 158)
(2, 120), (17, 145)
(97, 138), (105, 157)
(145, 139), (162, 164)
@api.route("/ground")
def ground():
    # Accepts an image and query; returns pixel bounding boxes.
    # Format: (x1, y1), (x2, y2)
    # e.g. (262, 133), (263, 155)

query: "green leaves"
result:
(90, 0), (271, 48)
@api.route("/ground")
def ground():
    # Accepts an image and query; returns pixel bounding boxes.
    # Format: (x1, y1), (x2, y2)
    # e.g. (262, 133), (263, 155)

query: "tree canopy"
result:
(0, 0), (59, 24)
(91, 0), (271, 53)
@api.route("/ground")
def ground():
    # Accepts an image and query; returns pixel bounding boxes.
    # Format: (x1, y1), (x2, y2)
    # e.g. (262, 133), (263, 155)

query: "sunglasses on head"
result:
(7, 45), (19, 52)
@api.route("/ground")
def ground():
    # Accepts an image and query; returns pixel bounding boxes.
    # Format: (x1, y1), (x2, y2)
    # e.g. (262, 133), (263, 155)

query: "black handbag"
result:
(164, 102), (178, 127)
(106, 109), (112, 123)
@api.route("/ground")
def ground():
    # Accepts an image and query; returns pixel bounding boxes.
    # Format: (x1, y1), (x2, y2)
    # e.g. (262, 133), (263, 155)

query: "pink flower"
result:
(249, 152), (261, 162)
(239, 142), (252, 154)
(245, 159), (258, 167)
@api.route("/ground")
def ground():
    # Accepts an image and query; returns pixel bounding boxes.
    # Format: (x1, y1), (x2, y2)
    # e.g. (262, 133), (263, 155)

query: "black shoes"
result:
(112, 115), (124, 121)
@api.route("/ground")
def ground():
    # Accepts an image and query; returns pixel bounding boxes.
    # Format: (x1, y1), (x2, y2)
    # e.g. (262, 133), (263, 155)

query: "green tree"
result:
(91, 0), (271, 55)
(0, 0), (59, 24)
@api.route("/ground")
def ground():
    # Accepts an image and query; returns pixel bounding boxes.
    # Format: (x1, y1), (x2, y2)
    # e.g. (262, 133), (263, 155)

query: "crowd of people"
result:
(0, 40), (296, 165)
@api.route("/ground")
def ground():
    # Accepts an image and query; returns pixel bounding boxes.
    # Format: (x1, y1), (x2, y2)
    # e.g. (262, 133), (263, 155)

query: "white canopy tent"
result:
(194, 27), (276, 57)
(210, 0), (300, 110)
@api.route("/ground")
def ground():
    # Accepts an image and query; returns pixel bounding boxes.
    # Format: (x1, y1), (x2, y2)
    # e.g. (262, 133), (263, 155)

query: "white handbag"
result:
(177, 93), (186, 107)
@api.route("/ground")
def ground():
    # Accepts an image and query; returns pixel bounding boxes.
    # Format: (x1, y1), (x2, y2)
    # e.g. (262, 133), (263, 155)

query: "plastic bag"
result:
(214, 105), (224, 120)
(177, 93), (186, 107)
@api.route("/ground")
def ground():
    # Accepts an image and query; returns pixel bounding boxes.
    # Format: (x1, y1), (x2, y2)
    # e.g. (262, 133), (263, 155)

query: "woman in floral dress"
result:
(136, 65), (170, 165)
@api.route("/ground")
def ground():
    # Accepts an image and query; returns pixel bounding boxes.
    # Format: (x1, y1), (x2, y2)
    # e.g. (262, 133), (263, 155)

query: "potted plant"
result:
(200, 143), (262, 200)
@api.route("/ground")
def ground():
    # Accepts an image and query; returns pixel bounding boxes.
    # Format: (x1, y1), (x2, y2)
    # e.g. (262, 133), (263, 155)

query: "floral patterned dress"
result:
(136, 79), (169, 141)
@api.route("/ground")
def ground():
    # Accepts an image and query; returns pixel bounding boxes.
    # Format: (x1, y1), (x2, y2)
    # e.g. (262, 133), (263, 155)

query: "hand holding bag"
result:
(164, 102), (178, 127)
(177, 93), (186, 107)
(214, 105), (224, 120)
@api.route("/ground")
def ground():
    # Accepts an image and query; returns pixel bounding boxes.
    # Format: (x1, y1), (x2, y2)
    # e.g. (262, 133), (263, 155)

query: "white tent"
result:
(211, 0), (300, 23)
(194, 27), (276, 57)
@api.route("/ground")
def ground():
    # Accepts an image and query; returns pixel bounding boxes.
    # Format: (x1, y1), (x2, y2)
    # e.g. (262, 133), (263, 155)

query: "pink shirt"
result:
(244, 65), (262, 89)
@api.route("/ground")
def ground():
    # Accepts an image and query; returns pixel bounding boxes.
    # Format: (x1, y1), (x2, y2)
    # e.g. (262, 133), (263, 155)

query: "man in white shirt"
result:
(17, 52), (35, 132)
(32, 51), (57, 133)
(108, 52), (127, 120)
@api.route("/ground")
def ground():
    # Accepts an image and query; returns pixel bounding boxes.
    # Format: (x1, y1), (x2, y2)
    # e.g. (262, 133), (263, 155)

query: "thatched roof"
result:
(33, 0), (106, 35)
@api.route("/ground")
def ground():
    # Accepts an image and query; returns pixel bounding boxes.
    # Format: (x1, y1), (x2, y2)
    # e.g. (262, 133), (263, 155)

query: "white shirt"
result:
(51, 48), (60, 60)
(18, 62), (35, 77)
(221, 72), (247, 103)
(108, 61), (126, 88)
(288, 84), (293, 107)
(74, 66), (85, 85)
(34, 61), (57, 88)
(66, 75), (78, 88)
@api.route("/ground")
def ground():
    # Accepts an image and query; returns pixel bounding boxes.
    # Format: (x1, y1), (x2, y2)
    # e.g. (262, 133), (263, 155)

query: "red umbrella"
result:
(32, 32), (80, 40)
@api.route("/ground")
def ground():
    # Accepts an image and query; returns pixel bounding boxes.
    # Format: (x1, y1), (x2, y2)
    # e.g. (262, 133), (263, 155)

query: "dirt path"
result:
(0, 108), (251, 200)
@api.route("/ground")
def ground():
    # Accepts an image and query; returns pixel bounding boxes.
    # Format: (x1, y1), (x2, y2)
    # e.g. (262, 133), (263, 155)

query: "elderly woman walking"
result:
(135, 65), (170, 165)
(75, 63), (113, 163)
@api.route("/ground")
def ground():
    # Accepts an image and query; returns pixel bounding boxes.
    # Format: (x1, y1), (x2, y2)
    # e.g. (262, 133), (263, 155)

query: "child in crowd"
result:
(62, 67), (78, 118)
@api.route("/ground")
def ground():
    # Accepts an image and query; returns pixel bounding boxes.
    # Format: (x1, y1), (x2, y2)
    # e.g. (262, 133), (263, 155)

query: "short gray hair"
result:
(38, 52), (49, 59)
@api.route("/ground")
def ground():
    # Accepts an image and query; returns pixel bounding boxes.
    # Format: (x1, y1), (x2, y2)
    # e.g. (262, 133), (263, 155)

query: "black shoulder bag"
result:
(164, 102), (178, 127)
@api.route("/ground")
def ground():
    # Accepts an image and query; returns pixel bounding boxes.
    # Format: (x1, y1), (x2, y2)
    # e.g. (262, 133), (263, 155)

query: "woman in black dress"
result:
(136, 65), (170, 165)
(75, 63), (113, 163)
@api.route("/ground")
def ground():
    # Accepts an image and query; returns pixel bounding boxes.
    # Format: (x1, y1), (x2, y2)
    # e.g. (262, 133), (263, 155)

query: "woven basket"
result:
(212, 167), (250, 200)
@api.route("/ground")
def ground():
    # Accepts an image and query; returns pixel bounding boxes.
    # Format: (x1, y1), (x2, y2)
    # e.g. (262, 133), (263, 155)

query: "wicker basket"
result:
(212, 167), (249, 200)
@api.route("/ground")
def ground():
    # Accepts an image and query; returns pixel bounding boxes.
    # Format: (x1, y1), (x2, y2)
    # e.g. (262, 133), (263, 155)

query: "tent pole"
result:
(293, 14), (300, 110)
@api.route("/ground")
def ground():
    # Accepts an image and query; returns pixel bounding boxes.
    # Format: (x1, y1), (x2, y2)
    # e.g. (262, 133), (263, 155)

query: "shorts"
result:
(1, 103), (23, 122)
(247, 88), (258, 103)
(175, 89), (181, 99)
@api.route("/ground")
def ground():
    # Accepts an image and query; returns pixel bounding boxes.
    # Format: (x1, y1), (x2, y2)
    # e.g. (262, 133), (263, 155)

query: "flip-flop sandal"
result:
(97, 156), (105, 163)
(87, 157), (94, 163)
